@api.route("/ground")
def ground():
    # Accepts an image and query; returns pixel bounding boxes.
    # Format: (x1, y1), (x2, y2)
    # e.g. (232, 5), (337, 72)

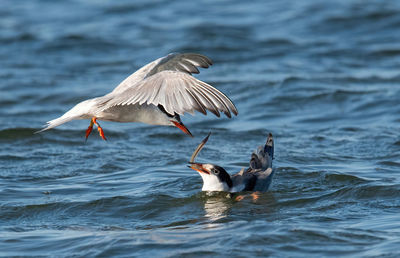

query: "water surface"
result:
(1, 0), (400, 257)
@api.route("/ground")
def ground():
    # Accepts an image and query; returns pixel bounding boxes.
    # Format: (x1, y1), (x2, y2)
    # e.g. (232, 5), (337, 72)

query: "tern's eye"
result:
(212, 168), (219, 175)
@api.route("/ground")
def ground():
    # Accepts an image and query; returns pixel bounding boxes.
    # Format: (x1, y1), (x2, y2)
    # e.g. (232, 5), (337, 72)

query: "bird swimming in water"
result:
(36, 53), (238, 140)
(189, 133), (274, 193)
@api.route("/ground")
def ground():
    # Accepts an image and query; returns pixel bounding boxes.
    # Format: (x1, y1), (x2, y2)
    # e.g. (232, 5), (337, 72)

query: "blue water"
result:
(1, 0), (400, 256)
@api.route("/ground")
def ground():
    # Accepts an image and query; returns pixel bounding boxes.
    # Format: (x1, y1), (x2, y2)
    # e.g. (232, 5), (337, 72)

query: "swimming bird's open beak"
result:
(188, 162), (210, 174)
(171, 120), (193, 137)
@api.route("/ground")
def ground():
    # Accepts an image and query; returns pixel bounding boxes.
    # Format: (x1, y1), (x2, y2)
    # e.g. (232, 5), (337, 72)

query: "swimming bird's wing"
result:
(231, 172), (258, 192)
(249, 133), (274, 171)
(232, 134), (275, 192)
(100, 54), (238, 117)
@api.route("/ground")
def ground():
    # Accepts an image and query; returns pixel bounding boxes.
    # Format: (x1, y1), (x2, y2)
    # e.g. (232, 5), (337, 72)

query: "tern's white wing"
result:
(100, 70), (238, 117)
(100, 53), (237, 117)
(110, 53), (213, 95)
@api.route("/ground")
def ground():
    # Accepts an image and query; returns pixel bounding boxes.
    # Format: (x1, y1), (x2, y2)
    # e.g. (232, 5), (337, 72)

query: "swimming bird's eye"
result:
(213, 169), (219, 175)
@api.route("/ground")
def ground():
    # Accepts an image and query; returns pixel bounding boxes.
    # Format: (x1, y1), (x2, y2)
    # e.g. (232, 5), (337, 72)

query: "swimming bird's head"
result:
(189, 163), (232, 192)
(188, 132), (231, 191)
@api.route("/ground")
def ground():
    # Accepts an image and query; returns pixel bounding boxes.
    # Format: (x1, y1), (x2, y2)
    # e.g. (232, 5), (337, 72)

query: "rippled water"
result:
(1, 0), (400, 256)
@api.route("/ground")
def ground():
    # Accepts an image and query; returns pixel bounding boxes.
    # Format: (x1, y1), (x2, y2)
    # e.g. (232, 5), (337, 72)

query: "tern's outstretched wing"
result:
(145, 53), (213, 77)
(101, 53), (238, 117)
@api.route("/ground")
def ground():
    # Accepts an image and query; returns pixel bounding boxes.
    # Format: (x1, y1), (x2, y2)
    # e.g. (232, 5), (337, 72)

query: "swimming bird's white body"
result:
(37, 53), (238, 138)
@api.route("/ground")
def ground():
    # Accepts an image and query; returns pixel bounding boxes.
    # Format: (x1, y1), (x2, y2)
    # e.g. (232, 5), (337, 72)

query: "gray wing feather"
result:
(190, 86), (220, 116)
(184, 88), (207, 115)
(101, 70), (237, 117)
(109, 53), (213, 95)
(196, 81), (234, 118)
(145, 53), (212, 78)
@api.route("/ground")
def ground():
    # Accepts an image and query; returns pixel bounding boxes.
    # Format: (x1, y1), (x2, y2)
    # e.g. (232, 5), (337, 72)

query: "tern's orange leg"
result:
(85, 118), (95, 141)
(92, 117), (107, 141)
(85, 117), (107, 141)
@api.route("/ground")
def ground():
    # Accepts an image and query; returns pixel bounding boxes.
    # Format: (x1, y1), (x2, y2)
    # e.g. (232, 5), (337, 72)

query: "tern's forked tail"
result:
(35, 98), (97, 134)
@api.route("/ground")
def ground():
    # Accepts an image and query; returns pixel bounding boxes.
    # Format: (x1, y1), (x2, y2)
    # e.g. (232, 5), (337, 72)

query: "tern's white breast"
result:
(97, 104), (172, 125)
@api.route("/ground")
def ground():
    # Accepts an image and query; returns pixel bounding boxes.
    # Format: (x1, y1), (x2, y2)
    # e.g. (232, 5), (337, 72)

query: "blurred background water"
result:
(1, 0), (400, 257)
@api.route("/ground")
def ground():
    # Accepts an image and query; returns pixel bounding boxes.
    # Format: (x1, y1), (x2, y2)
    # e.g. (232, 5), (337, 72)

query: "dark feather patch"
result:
(214, 165), (233, 188)
(146, 53), (212, 78)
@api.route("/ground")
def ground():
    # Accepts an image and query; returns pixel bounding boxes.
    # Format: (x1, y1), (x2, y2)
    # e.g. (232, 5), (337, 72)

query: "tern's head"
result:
(189, 163), (232, 192)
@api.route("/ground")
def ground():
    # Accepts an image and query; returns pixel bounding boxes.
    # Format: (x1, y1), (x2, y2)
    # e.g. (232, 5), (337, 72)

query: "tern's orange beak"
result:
(171, 120), (193, 137)
(188, 163), (210, 174)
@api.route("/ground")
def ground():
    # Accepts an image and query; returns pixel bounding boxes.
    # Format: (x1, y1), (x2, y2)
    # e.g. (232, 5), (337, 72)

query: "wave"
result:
(0, 128), (36, 140)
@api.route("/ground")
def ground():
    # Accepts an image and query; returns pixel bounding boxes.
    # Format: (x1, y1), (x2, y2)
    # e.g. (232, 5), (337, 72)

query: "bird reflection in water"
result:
(201, 193), (232, 222)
